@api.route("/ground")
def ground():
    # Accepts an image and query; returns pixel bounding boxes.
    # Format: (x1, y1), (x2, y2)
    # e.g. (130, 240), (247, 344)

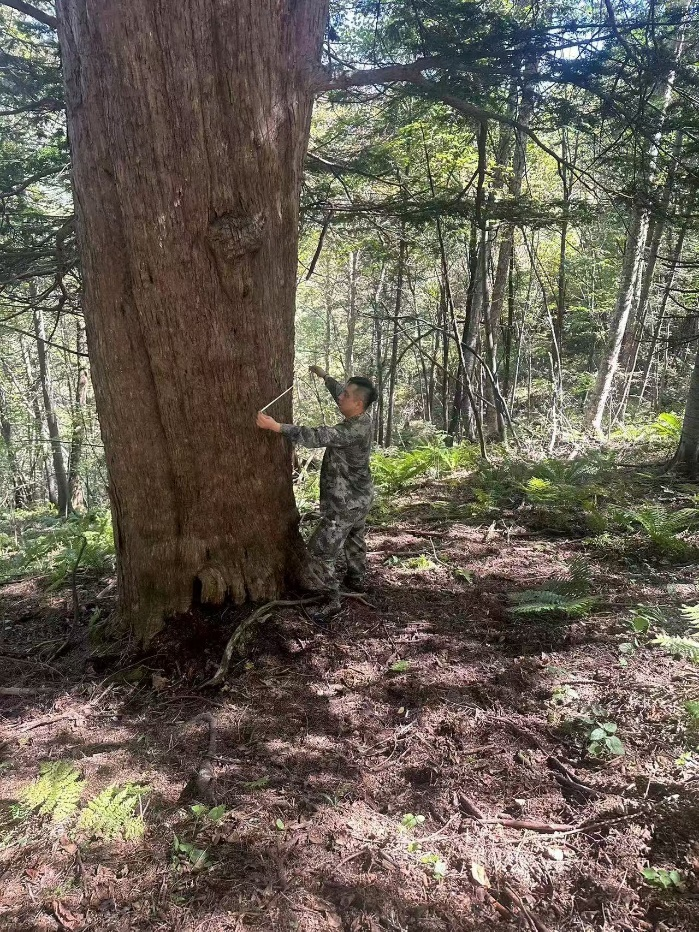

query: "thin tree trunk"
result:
(21, 336), (57, 505)
(56, 0), (328, 640)
(584, 6), (688, 433)
(0, 385), (28, 508)
(670, 341), (699, 475)
(68, 319), (88, 510)
(385, 236), (406, 447)
(32, 304), (70, 515)
(344, 249), (360, 378)
(637, 220), (689, 409)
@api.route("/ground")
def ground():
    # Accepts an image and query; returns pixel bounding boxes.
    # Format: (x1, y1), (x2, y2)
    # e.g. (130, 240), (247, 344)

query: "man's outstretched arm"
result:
(256, 412), (358, 449)
(309, 365), (343, 404)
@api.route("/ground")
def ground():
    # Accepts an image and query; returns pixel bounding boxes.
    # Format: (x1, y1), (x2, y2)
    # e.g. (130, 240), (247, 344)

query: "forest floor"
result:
(1, 465), (699, 931)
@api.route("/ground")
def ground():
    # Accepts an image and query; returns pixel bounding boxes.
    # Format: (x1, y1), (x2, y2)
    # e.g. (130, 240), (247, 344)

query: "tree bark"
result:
(56, 0), (328, 641)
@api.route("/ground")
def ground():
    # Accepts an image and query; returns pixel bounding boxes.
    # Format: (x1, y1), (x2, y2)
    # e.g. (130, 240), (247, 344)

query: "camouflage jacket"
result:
(280, 376), (374, 514)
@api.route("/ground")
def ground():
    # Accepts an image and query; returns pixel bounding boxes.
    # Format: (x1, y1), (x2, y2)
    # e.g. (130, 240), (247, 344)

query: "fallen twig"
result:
(548, 756), (604, 797)
(201, 597), (323, 687)
(16, 711), (81, 733)
(0, 686), (51, 697)
(503, 884), (553, 932)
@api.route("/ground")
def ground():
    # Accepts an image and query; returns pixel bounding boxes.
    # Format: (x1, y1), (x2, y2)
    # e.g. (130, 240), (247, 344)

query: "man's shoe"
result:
(343, 576), (368, 593)
(309, 599), (343, 627)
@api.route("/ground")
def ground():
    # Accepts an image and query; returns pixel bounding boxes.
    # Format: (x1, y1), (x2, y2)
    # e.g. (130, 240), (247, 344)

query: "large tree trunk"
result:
(56, 0), (328, 641)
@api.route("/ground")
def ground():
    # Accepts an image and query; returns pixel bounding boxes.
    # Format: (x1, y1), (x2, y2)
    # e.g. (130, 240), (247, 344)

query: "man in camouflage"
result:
(256, 366), (376, 619)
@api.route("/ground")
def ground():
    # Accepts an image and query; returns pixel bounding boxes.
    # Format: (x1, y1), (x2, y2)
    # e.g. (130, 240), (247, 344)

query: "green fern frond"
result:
(510, 591), (597, 618)
(680, 604), (699, 627)
(77, 783), (148, 840)
(21, 761), (84, 822)
(653, 634), (699, 664)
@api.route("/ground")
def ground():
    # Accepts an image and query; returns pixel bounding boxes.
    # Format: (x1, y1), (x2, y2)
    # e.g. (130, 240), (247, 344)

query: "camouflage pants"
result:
(305, 508), (368, 598)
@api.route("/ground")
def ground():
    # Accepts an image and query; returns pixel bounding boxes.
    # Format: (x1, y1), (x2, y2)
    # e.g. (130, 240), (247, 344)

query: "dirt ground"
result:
(1, 489), (699, 931)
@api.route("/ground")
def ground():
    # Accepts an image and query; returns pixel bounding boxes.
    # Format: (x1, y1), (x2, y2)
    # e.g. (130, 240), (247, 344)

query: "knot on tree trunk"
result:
(197, 563), (228, 605)
(207, 211), (266, 260)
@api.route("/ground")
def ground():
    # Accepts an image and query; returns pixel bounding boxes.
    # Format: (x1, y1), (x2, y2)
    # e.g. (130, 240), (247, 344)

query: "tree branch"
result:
(0, 0), (58, 29)
(314, 56), (448, 92)
(315, 61), (569, 173)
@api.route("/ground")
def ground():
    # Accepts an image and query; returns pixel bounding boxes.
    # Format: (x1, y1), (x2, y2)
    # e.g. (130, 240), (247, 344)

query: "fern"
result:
(510, 592), (598, 618)
(625, 506), (699, 555)
(680, 604), (699, 627)
(509, 557), (596, 618)
(652, 634), (699, 664)
(77, 783), (148, 840)
(21, 761), (84, 822)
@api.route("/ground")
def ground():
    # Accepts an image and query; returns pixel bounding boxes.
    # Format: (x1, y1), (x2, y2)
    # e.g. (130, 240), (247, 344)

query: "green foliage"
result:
(621, 506), (699, 561)
(587, 721), (624, 758)
(399, 813), (425, 831)
(77, 783), (148, 841)
(646, 412), (683, 443)
(20, 761), (84, 823)
(0, 508), (114, 586)
(389, 660), (410, 673)
(172, 834), (210, 870)
(372, 442), (477, 495)
(509, 557), (597, 619)
(190, 803), (226, 823)
(641, 867), (685, 891)
(420, 852), (447, 880)
(652, 634), (699, 664)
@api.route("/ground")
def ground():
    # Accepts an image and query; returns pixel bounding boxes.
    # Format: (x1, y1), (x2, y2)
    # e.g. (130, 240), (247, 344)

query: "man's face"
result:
(338, 384), (365, 418)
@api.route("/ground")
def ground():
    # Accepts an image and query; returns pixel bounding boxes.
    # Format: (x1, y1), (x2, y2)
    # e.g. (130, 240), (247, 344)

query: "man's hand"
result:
(309, 365), (328, 379)
(256, 412), (282, 432)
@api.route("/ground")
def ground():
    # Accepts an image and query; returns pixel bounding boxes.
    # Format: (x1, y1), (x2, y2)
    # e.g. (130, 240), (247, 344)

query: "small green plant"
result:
(399, 813), (425, 831)
(20, 761), (84, 823)
(420, 852), (447, 880)
(77, 783), (148, 840)
(190, 804), (226, 823)
(243, 777), (269, 791)
(550, 684), (580, 706)
(389, 660), (410, 674)
(586, 721), (624, 758)
(641, 867), (685, 891)
(172, 834), (210, 870)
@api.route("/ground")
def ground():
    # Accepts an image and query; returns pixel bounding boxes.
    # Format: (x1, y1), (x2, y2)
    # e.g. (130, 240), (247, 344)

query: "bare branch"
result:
(0, 0), (57, 29)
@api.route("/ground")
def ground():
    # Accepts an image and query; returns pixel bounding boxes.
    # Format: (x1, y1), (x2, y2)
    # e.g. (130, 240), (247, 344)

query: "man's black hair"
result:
(348, 376), (378, 409)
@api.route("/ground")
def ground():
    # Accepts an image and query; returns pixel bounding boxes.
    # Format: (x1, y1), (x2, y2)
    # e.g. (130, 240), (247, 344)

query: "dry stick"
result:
(0, 686), (52, 696)
(503, 884), (553, 932)
(201, 597), (323, 687)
